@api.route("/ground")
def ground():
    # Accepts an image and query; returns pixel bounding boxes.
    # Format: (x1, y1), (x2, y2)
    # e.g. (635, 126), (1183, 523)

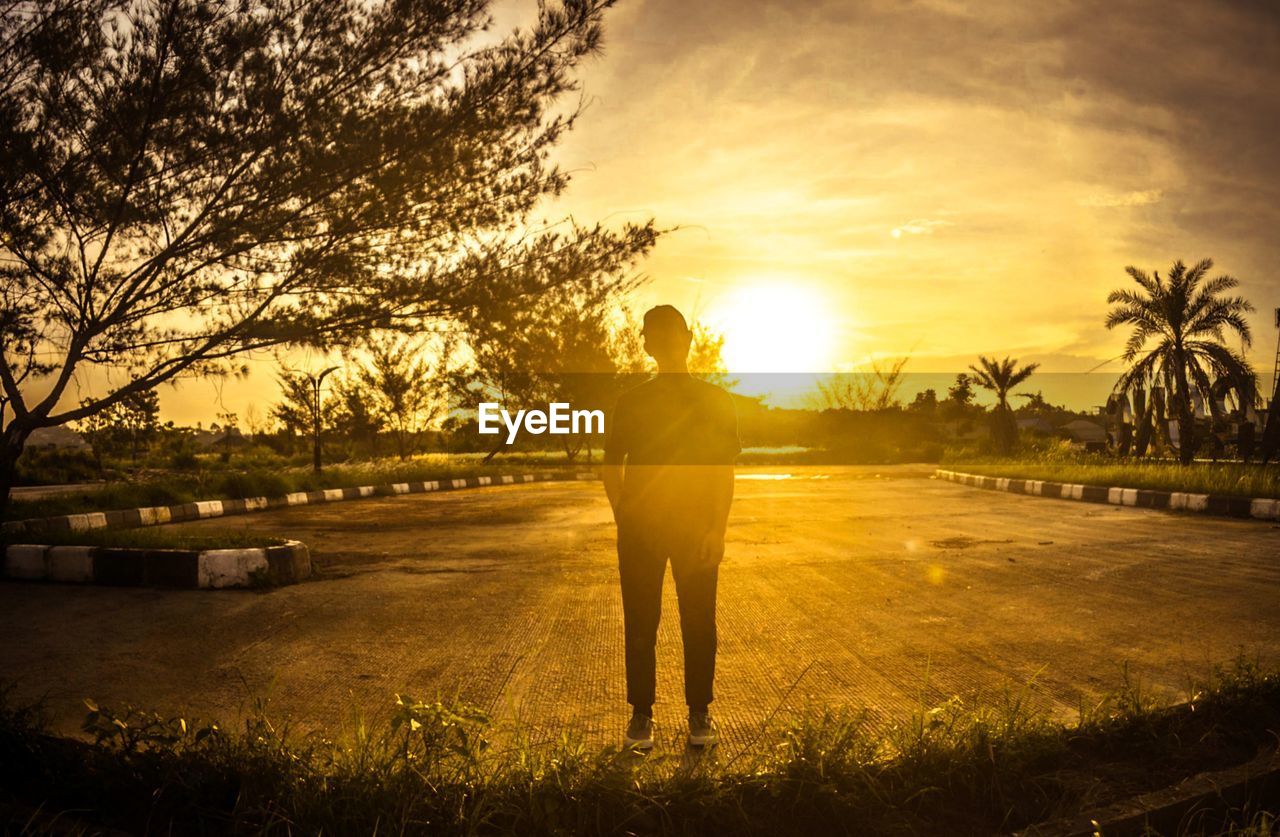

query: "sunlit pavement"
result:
(2, 465), (1277, 751)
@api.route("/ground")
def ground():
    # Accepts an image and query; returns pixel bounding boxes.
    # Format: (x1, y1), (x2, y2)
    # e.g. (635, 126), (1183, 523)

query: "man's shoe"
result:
(687, 711), (718, 748)
(624, 712), (654, 751)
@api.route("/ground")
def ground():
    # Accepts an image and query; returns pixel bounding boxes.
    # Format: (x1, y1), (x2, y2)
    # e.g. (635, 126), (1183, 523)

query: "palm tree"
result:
(968, 355), (1040, 454)
(1106, 259), (1255, 465)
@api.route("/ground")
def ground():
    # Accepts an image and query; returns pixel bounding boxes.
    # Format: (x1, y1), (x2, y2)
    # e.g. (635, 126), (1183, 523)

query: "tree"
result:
(213, 410), (239, 462)
(1015, 390), (1065, 416)
(1105, 259), (1255, 464)
(938, 372), (977, 429)
(947, 373), (975, 406)
(536, 297), (623, 462)
(688, 322), (734, 388)
(968, 355), (1039, 454)
(908, 388), (938, 414)
(0, 0), (657, 514)
(350, 333), (448, 461)
(815, 357), (909, 412)
(331, 378), (385, 460)
(271, 369), (337, 456)
(242, 404), (265, 440)
(74, 389), (161, 461)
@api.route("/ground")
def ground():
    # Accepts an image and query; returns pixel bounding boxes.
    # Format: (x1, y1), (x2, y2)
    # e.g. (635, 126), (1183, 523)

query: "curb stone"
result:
(1, 540), (310, 589)
(2, 471), (596, 538)
(935, 469), (1280, 523)
(1017, 747), (1280, 836)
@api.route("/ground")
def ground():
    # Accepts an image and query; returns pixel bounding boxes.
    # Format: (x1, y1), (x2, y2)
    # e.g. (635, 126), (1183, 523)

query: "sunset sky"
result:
(163, 0), (1280, 422)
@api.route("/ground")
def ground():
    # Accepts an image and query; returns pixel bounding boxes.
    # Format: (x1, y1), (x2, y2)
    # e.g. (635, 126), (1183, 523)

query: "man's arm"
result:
(697, 390), (739, 568)
(695, 464), (734, 568)
(706, 464), (734, 535)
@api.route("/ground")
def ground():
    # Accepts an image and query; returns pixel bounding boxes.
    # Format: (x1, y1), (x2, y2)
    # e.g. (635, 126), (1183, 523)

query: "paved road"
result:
(1, 465), (1277, 752)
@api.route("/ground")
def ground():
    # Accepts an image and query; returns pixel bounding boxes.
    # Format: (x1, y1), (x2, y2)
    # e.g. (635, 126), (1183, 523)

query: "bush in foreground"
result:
(1, 659), (1278, 835)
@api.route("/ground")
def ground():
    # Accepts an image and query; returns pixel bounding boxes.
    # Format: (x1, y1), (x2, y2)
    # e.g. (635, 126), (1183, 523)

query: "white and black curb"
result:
(1, 540), (311, 589)
(2, 471), (596, 537)
(936, 469), (1280, 522)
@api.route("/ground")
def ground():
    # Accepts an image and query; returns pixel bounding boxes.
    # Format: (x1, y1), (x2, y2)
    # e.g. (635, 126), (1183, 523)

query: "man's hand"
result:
(696, 527), (726, 570)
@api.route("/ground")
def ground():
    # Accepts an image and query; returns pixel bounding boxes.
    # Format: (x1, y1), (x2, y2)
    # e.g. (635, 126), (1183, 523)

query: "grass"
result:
(4, 452), (587, 523)
(10, 528), (286, 551)
(1, 656), (1278, 835)
(945, 441), (1280, 500)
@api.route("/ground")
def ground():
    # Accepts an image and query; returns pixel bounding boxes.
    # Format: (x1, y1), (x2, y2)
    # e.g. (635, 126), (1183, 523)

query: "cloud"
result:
(891, 219), (956, 238)
(1079, 189), (1164, 208)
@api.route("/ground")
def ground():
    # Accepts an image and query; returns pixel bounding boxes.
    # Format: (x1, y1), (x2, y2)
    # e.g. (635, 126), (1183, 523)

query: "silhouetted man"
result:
(603, 305), (739, 750)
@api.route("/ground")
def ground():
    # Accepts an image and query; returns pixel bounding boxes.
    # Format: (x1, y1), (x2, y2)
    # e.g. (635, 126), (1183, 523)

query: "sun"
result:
(710, 283), (837, 374)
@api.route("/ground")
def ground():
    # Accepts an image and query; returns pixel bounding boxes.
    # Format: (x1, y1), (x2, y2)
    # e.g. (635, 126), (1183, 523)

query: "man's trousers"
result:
(617, 520), (719, 711)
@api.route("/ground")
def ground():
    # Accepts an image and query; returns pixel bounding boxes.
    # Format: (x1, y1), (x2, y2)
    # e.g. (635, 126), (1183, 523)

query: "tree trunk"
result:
(1132, 405), (1151, 457)
(0, 422), (33, 520)
(1176, 405), (1196, 465)
(481, 435), (504, 464)
(562, 433), (582, 462)
(990, 403), (1016, 455)
(1169, 345), (1196, 465)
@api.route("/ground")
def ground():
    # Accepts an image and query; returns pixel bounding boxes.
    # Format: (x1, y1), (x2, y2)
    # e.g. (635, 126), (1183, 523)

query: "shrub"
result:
(217, 471), (292, 500)
(1, 660), (1278, 835)
(14, 446), (104, 485)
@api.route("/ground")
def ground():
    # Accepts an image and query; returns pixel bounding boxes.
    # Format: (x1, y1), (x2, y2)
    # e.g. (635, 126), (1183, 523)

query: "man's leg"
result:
(671, 552), (719, 712)
(618, 524), (667, 715)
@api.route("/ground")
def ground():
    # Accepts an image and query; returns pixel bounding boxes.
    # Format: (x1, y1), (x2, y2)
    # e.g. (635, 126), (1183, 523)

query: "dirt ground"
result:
(2, 465), (1278, 752)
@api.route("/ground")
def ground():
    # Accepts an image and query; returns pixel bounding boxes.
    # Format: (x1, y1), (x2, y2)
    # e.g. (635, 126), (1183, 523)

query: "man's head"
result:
(642, 305), (692, 369)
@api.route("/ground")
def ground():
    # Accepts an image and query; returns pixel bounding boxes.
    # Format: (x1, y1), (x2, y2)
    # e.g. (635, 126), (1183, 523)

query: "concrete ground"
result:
(1, 465), (1277, 752)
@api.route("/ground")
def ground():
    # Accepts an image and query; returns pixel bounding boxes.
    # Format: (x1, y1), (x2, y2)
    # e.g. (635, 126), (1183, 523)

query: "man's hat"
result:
(642, 304), (690, 335)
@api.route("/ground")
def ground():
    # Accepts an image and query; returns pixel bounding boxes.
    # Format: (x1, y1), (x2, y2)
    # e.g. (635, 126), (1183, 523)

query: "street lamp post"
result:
(1272, 307), (1280, 402)
(1262, 309), (1280, 464)
(309, 366), (340, 474)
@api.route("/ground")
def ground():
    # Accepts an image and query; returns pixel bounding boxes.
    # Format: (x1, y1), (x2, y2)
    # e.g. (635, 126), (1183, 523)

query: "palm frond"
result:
(967, 357), (997, 391)
(1105, 303), (1162, 333)
(1184, 258), (1213, 292)
(1121, 323), (1160, 362)
(1006, 362), (1039, 389)
(1124, 266), (1160, 297)
(1194, 274), (1239, 301)
(1114, 351), (1161, 395)
(1186, 340), (1255, 386)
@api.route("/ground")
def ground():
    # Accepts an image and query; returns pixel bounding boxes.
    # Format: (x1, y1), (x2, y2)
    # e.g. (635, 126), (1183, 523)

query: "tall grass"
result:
(2, 657), (1277, 835)
(4, 452), (585, 522)
(945, 441), (1280, 499)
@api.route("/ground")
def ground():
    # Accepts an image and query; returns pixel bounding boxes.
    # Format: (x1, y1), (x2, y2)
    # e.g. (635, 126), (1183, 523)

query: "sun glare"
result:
(711, 283), (837, 374)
